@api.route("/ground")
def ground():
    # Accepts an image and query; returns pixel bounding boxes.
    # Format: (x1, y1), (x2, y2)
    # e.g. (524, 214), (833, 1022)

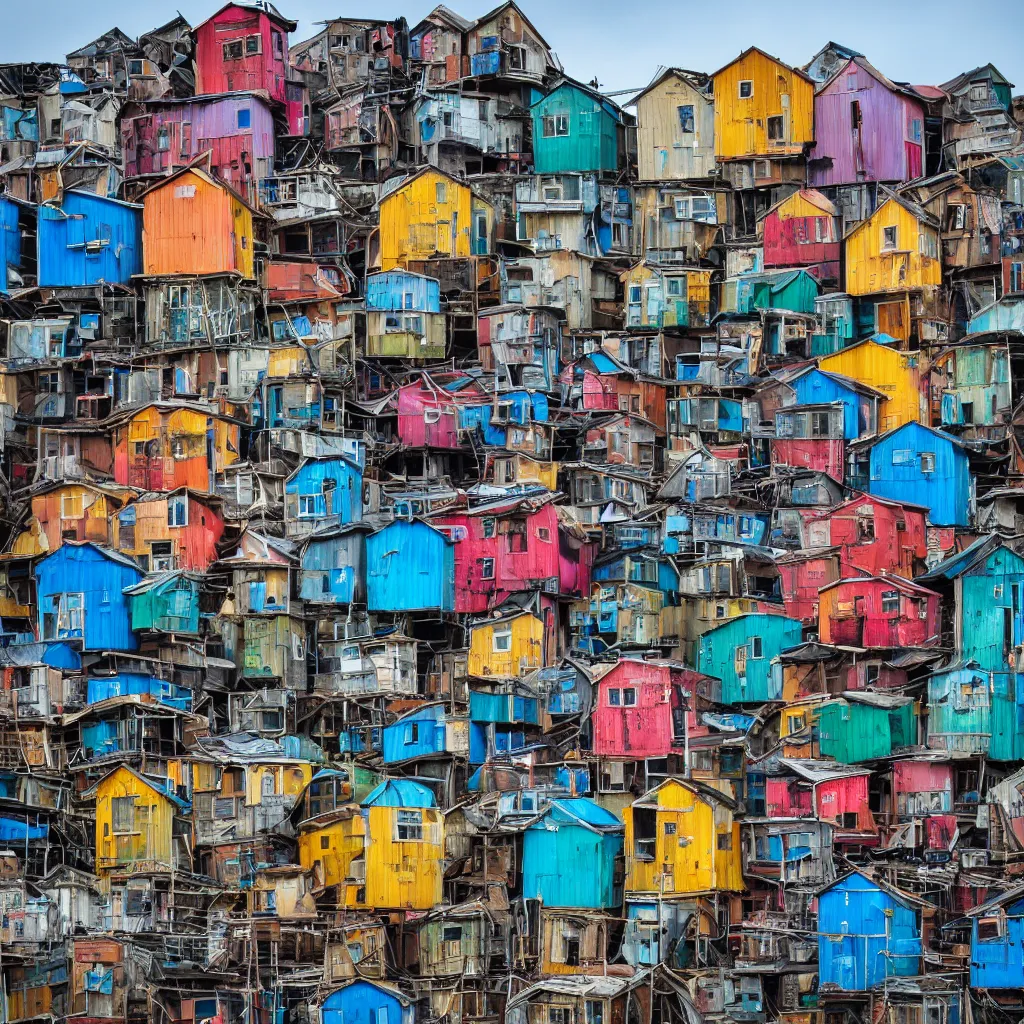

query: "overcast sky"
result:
(2, 0), (1021, 97)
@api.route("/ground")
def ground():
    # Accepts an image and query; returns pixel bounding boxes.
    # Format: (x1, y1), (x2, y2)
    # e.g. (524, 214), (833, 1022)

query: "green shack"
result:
(124, 571), (202, 635)
(816, 692), (918, 763)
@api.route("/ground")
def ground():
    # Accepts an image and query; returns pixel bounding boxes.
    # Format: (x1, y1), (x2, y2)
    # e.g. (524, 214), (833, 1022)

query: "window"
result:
(60, 494), (82, 519)
(245, 34), (261, 54)
(237, 107), (251, 129)
(750, 636), (763, 659)
(157, 127), (170, 151)
(167, 495), (188, 527)
(850, 100), (862, 130)
(39, 372), (60, 394)
(508, 44), (526, 71)
(910, 119), (922, 143)
(738, 80), (753, 98)
(920, 452), (936, 473)
(435, 182), (447, 203)
(395, 809), (423, 841)
(718, 832), (733, 851)
(968, 81), (989, 103)
(1010, 261), (1023, 294)
(542, 114), (569, 138)
(585, 1002), (603, 1024)
(112, 796), (135, 833)
(493, 629), (512, 652)
(537, 527), (551, 542)
(608, 688), (621, 706)
(405, 723), (419, 744)
(623, 688), (637, 706)
(482, 518), (497, 538)
(767, 115), (784, 141)
(667, 277), (684, 297)
(298, 494), (319, 517)
(892, 449), (913, 465)
(480, 557), (495, 580)
(882, 225), (898, 251)
(678, 104), (695, 133)
(674, 196), (691, 220)
(223, 39), (244, 60)
(549, 1011), (569, 1024)
(272, 31), (284, 58)
(881, 590), (900, 614)
(977, 916), (1004, 942)
(151, 541), (174, 572)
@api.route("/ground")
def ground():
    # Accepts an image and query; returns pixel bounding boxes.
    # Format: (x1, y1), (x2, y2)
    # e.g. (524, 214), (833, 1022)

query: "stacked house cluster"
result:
(1, 4), (1024, 1024)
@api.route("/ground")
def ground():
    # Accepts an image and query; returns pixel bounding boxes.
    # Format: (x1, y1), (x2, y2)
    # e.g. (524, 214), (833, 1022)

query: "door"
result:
(876, 299), (908, 345)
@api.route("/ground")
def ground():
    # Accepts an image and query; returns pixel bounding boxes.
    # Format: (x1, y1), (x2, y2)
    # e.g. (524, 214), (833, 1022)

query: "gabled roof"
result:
(411, 5), (474, 35)
(37, 540), (142, 573)
(966, 882), (1024, 917)
(193, 2), (297, 34)
(818, 573), (940, 598)
(940, 64), (1014, 94)
(530, 75), (629, 122)
(136, 159), (264, 216)
(759, 188), (838, 221)
(816, 866), (935, 907)
(631, 67), (711, 105)
(470, 1), (552, 51)
(66, 27), (139, 60)
(819, 56), (923, 101)
(123, 570), (203, 596)
(849, 418), (967, 452)
(917, 534), (1018, 581)
(844, 188), (939, 243)
(632, 775), (738, 811)
(81, 763), (188, 807)
(532, 797), (623, 833)
(362, 778), (437, 808)
(378, 165), (494, 209)
(711, 46), (814, 85)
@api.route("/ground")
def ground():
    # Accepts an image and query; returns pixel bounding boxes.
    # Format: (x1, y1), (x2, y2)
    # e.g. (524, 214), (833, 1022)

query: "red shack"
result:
(590, 660), (719, 759)
(802, 493), (928, 579)
(759, 188), (840, 279)
(776, 548), (841, 626)
(194, 3), (307, 132)
(434, 498), (594, 614)
(818, 575), (941, 648)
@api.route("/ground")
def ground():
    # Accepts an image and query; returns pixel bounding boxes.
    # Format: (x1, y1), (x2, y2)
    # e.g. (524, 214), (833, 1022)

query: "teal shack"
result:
(697, 613), (803, 704)
(816, 693), (917, 763)
(531, 79), (626, 175)
(521, 798), (623, 909)
(920, 537), (1024, 760)
(722, 269), (820, 315)
(124, 571), (202, 635)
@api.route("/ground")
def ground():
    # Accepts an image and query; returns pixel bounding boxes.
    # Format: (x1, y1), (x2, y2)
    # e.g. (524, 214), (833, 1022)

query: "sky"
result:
(0, 0), (1021, 99)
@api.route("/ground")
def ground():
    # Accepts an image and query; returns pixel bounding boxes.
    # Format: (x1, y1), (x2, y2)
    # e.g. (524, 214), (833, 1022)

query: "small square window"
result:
(738, 80), (753, 99)
(750, 637), (763, 659)
(480, 557), (495, 580)
(882, 225), (898, 251)
(920, 452), (936, 473)
(767, 115), (784, 141)
(237, 107), (251, 129)
(493, 630), (512, 653)
(608, 688), (621, 706)
(435, 182), (447, 204)
(677, 104), (694, 133)
(623, 688), (637, 706)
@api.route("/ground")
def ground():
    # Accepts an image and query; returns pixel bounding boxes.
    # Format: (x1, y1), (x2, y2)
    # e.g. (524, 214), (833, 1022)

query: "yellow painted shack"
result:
(623, 778), (743, 896)
(779, 697), (825, 758)
(467, 611), (544, 677)
(819, 339), (922, 430)
(635, 69), (716, 182)
(844, 194), (942, 298)
(377, 167), (493, 271)
(140, 164), (260, 279)
(490, 453), (559, 490)
(712, 47), (814, 161)
(86, 765), (185, 876)
(9, 482), (131, 555)
(297, 779), (443, 911)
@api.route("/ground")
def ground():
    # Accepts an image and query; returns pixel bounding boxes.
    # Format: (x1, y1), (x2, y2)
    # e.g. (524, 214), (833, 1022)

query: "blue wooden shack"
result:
(0, 195), (34, 290)
(860, 421), (972, 528)
(531, 79), (624, 175)
(469, 688), (539, 764)
(284, 457), (363, 533)
(817, 871), (924, 990)
(321, 981), (412, 1024)
(86, 673), (192, 710)
(696, 613), (802, 704)
(38, 190), (142, 287)
(35, 543), (142, 652)
(786, 367), (882, 440)
(365, 519), (454, 613)
(382, 702), (450, 764)
(969, 885), (1024, 989)
(366, 270), (441, 312)
(522, 798), (624, 909)
(298, 526), (369, 605)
